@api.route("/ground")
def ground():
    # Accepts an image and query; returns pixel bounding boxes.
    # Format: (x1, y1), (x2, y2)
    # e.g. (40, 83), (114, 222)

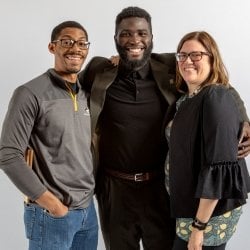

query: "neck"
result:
(54, 70), (78, 83)
(63, 74), (77, 83)
(188, 84), (202, 96)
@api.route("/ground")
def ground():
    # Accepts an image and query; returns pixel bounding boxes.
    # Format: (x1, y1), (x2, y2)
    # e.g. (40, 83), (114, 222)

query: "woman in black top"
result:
(166, 31), (250, 250)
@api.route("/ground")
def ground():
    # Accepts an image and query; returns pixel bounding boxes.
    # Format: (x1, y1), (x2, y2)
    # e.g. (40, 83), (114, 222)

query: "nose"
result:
(128, 33), (140, 44)
(185, 55), (193, 63)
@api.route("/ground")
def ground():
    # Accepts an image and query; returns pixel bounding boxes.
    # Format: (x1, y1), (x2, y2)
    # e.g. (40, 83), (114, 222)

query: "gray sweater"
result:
(0, 69), (94, 209)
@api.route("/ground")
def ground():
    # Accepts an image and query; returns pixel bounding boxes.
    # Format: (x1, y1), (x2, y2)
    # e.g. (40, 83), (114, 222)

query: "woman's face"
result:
(178, 39), (211, 92)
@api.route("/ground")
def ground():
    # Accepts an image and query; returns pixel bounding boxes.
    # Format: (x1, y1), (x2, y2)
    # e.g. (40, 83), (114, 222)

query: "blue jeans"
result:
(24, 199), (98, 250)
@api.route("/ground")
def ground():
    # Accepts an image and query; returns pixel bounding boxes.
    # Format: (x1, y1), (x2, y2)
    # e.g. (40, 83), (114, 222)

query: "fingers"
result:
(238, 143), (250, 158)
(238, 134), (250, 158)
(239, 122), (250, 143)
(109, 55), (120, 66)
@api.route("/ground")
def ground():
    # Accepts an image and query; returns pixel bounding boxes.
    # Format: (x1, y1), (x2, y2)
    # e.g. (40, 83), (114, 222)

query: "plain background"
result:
(0, 0), (249, 249)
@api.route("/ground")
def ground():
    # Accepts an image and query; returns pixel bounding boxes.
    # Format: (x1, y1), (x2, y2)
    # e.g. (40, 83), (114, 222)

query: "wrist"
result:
(36, 191), (61, 211)
(192, 217), (208, 231)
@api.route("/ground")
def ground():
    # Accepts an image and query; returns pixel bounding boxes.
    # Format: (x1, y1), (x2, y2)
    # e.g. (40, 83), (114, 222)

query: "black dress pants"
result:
(96, 173), (175, 250)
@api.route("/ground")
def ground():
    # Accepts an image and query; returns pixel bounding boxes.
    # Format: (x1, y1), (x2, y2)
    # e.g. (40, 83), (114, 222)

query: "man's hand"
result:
(109, 55), (120, 66)
(35, 190), (69, 217)
(238, 122), (250, 158)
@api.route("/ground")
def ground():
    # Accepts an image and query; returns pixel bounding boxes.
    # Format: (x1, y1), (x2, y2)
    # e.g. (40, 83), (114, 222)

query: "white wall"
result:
(0, 0), (249, 249)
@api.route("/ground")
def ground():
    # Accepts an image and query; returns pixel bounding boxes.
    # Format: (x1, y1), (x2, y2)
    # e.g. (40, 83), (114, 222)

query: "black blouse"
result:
(169, 85), (250, 218)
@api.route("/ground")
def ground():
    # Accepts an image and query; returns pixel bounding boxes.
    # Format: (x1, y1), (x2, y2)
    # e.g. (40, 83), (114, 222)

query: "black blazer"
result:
(79, 53), (179, 137)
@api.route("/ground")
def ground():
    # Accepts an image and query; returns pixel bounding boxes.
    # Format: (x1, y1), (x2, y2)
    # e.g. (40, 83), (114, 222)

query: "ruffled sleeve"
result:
(195, 160), (250, 199)
(195, 86), (250, 200)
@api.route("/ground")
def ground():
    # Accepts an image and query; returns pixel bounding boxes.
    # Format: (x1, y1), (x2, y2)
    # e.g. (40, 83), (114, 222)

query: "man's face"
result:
(114, 17), (153, 70)
(48, 27), (89, 81)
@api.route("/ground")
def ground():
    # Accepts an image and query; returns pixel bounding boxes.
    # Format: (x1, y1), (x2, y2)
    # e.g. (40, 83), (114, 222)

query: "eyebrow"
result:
(120, 29), (150, 34)
(59, 35), (87, 40)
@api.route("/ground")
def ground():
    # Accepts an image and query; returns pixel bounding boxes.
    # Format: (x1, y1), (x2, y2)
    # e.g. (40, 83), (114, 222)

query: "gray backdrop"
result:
(0, 0), (249, 249)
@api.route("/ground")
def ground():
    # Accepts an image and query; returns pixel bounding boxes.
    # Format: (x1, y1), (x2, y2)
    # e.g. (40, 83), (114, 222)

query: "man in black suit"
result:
(79, 6), (250, 250)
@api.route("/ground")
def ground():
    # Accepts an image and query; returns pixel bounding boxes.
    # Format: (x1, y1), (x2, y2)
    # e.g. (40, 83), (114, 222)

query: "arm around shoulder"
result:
(151, 52), (176, 74)
(78, 56), (115, 92)
(228, 85), (249, 122)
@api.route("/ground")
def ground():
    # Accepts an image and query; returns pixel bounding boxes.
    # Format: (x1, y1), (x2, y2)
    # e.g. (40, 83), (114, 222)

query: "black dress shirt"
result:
(99, 63), (168, 173)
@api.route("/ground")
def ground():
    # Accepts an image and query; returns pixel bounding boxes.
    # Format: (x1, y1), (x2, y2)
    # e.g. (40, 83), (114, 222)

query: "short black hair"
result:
(51, 21), (88, 41)
(115, 6), (152, 35)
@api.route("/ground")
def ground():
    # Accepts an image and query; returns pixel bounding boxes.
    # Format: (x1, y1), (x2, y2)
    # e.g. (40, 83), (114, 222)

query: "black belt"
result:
(105, 168), (160, 182)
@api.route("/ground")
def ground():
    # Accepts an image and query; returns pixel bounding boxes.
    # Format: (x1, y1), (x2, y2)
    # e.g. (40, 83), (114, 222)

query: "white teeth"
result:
(66, 55), (81, 60)
(128, 47), (144, 52)
(129, 48), (142, 52)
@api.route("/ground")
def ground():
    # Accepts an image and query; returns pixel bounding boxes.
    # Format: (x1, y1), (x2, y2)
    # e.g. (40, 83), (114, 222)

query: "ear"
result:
(48, 42), (55, 54)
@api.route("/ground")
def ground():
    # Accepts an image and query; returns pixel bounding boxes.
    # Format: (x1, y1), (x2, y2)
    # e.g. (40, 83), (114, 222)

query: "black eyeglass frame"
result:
(175, 51), (211, 62)
(52, 39), (91, 49)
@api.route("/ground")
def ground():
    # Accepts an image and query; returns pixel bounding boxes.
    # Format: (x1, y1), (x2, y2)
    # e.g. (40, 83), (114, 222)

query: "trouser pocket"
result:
(23, 203), (36, 239)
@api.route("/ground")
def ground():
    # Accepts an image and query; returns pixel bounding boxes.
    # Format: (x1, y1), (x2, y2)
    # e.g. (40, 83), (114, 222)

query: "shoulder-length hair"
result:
(176, 31), (229, 93)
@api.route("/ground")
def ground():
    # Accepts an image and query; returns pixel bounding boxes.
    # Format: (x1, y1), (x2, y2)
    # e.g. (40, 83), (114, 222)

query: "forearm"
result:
(2, 153), (68, 216)
(195, 198), (218, 223)
(1, 154), (47, 201)
(188, 199), (218, 250)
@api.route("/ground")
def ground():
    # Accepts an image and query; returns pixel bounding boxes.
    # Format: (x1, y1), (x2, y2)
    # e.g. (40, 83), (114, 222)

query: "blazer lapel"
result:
(150, 59), (177, 106)
(90, 66), (118, 134)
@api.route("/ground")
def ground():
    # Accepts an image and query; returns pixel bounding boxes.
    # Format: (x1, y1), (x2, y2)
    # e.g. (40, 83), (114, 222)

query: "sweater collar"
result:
(47, 68), (80, 92)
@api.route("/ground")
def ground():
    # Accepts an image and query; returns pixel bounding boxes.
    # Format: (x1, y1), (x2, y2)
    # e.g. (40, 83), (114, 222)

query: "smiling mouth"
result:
(126, 47), (145, 56)
(184, 66), (196, 71)
(65, 54), (83, 62)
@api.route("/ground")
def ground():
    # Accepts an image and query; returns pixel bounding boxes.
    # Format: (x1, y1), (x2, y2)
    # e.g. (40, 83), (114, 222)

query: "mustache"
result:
(64, 52), (86, 58)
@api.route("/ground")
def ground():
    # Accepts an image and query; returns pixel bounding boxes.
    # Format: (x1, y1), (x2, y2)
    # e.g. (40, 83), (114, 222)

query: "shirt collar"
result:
(118, 62), (150, 80)
(48, 68), (80, 92)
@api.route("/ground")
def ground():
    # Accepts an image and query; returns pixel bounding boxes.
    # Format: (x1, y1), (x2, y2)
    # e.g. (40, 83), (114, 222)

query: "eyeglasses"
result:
(175, 51), (211, 62)
(52, 39), (90, 49)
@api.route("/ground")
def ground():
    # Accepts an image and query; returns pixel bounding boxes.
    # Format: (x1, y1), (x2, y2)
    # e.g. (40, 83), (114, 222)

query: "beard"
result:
(115, 42), (153, 71)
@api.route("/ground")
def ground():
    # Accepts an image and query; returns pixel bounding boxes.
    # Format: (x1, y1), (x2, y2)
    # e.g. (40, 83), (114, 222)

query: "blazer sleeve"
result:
(228, 85), (249, 122)
(151, 53), (176, 75)
(78, 58), (96, 93)
(195, 86), (250, 199)
(78, 56), (116, 93)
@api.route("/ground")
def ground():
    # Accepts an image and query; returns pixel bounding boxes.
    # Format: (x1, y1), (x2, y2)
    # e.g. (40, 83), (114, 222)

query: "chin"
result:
(127, 54), (144, 61)
(68, 67), (81, 73)
(116, 42), (153, 70)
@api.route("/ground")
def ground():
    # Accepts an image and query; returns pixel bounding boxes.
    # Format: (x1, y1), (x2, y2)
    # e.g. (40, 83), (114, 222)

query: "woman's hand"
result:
(188, 229), (204, 250)
(189, 198), (217, 249)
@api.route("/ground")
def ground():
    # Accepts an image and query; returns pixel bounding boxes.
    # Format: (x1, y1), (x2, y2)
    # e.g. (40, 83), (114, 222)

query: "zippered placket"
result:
(65, 82), (78, 111)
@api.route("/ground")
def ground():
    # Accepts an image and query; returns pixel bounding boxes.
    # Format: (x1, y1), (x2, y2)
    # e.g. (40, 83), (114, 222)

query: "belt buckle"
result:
(134, 173), (143, 182)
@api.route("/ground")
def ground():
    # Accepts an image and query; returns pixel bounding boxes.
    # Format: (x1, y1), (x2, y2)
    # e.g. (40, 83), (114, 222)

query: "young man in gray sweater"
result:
(0, 21), (98, 250)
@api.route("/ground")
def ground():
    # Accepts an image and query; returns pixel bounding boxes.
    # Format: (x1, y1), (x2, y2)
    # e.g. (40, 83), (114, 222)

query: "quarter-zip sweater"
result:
(0, 69), (94, 209)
